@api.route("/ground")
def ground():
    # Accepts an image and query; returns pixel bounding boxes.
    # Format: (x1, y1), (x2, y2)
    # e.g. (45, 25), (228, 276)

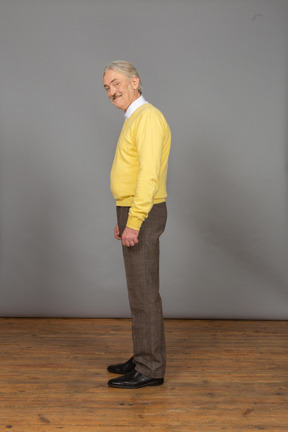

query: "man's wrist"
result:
(126, 215), (142, 231)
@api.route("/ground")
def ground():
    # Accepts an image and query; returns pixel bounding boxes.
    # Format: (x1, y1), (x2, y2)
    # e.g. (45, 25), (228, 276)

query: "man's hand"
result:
(114, 224), (121, 240)
(121, 226), (139, 247)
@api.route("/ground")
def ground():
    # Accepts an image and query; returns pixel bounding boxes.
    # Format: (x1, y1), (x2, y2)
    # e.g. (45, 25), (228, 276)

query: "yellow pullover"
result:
(110, 103), (171, 230)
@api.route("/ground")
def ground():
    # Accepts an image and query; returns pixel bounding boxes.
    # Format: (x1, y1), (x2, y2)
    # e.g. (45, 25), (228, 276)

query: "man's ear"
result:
(131, 77), (140, 90)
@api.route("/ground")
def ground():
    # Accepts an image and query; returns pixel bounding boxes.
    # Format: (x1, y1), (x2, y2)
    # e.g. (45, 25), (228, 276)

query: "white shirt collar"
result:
(125, 95), (148, 119)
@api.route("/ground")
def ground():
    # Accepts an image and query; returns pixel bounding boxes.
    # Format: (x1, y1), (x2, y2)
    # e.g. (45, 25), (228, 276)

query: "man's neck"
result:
(125, 95), (148, 119)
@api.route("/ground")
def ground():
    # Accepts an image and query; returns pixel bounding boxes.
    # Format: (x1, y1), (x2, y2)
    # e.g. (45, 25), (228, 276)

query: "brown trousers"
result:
(116, 202), (167, 379)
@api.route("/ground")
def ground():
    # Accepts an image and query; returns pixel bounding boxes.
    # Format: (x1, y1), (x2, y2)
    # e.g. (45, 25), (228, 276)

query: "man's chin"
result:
(112, 98), (124, 109)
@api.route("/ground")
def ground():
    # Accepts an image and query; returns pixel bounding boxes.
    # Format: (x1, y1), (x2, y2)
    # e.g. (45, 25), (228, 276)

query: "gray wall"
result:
(0, 0), (288, 318)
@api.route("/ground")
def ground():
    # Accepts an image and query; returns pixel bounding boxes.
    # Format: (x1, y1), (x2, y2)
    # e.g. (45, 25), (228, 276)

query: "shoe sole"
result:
(108, 379), (164, 389)
(107, 366), (136, 374)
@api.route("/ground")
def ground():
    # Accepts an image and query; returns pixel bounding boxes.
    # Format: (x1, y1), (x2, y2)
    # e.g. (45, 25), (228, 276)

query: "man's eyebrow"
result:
(104, 78), (118, 88)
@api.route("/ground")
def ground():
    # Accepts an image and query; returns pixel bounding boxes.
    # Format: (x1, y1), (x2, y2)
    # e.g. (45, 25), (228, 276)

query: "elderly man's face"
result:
(103, 69), (140, 112)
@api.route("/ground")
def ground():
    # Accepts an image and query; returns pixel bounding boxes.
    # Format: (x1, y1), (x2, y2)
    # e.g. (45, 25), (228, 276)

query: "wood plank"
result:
(0, 318), (287, 431)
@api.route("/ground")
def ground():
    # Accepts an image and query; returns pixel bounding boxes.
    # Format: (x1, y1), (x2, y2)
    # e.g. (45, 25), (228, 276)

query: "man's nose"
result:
(110, 86), (116, 96)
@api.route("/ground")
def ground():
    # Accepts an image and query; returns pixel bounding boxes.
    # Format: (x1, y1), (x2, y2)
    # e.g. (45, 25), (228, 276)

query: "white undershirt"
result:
(125, 95), (148, 119)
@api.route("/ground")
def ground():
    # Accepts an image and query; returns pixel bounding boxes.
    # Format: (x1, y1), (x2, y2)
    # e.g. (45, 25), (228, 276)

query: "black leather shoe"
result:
(107, 356), (136, 374)
(108, 370), (164, 389)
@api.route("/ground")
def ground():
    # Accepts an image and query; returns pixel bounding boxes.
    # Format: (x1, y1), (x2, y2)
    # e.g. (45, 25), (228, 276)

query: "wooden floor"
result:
(0, 319), (287, 431)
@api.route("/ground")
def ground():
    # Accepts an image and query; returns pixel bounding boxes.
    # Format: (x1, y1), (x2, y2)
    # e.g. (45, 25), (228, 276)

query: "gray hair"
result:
(103, 60), (143, 94)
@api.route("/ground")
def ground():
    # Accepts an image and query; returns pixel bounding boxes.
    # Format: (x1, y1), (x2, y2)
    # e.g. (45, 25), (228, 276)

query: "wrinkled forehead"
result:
(103, 69), (130, 85)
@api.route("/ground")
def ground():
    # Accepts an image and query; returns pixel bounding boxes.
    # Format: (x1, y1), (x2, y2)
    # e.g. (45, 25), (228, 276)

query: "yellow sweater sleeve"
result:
(126, 112), (165, 230)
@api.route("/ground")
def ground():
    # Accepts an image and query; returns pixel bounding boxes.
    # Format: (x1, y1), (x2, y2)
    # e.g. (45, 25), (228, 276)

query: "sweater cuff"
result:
(126, 215), (143, 231)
